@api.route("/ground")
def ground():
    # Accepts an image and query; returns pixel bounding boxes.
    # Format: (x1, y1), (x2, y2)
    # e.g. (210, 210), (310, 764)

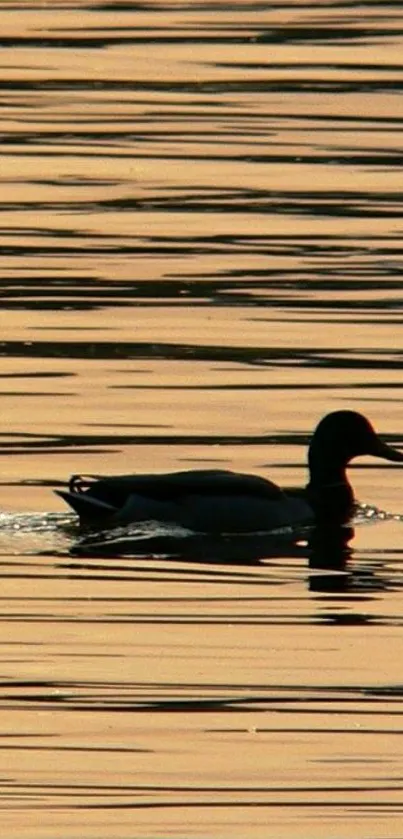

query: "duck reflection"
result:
(70, 525), (307, 564)
(70, 519), (367, 593)
(307, 523), (354, 592)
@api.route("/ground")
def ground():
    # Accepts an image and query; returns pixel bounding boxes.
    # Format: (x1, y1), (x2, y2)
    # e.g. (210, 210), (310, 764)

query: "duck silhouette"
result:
(56, 411), (403, 532)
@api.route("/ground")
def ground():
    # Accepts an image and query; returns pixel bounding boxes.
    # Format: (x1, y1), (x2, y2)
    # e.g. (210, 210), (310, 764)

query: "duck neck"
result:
(307, 459), (349, 492)
(307, 455), (354, 525)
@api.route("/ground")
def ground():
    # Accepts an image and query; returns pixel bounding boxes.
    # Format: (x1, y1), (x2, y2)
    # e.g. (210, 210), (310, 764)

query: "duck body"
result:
(56, 411), (403, 533)
(57, 469), (313, 532)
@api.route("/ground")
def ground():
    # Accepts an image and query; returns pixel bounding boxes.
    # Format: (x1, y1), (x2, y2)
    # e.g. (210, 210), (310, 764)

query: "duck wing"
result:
(70, 469), (284, 506)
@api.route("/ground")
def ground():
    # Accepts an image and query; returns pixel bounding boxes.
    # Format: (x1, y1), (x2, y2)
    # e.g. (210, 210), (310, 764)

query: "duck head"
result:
(308, 410), (403, 489)
(305, 410), (403, 527)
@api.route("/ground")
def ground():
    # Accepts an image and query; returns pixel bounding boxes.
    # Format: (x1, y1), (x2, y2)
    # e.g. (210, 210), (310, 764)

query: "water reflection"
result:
(2, 341), (403, 373)
(68, 520), (387, 596)
(2, 273), (403, 313)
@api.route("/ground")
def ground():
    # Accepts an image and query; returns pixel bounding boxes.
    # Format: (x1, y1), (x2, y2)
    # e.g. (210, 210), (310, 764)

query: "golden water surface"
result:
(0, 1), (403, 837)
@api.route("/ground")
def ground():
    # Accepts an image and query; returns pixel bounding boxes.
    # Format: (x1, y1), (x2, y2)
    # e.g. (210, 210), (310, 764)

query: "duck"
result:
(55, 410), (403, 533)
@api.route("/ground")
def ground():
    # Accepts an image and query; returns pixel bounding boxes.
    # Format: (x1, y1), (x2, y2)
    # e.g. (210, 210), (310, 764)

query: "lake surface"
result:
(0, 1), (403, 837)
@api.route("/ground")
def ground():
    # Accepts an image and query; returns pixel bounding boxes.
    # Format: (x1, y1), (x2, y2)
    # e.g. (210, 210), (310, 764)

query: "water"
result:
(1, 1), (403, 836)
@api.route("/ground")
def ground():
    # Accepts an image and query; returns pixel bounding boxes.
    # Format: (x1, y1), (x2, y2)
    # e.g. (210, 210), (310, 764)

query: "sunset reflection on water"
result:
(0, 2), (402, 837)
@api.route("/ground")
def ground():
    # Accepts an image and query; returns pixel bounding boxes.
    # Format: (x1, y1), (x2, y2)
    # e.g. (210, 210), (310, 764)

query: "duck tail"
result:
(55, 489), (117, 521)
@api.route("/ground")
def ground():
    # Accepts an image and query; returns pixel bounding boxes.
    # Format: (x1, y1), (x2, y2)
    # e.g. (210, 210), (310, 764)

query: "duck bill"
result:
(372, 439), (403, 462)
